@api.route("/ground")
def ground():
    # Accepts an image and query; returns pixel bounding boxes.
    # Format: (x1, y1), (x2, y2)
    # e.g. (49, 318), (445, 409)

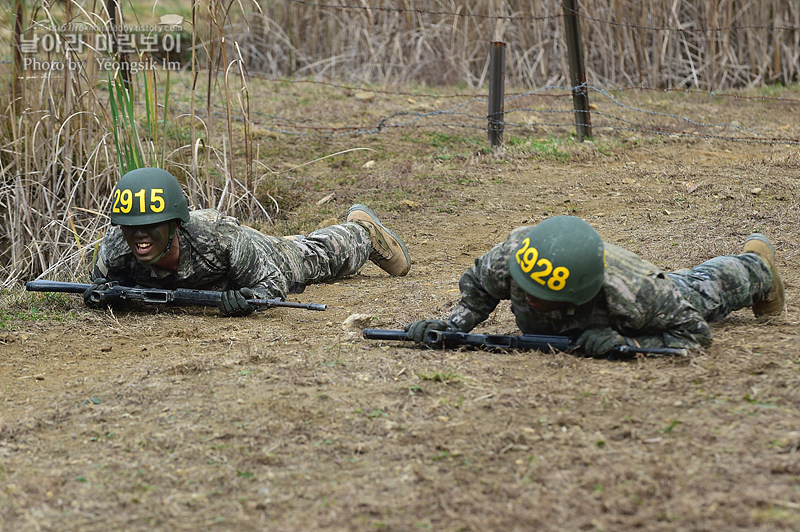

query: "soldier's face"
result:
(525, 293), (568, 312)
(120, 221), (171, 262)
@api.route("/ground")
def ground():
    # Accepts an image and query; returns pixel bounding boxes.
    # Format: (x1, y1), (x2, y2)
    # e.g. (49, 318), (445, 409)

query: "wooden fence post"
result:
(562, 0), (592, 140)
(488, 41), (506, 149)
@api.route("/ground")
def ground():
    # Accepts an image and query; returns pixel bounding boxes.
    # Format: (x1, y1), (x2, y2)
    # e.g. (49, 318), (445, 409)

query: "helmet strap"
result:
(138, 221), (178, 266)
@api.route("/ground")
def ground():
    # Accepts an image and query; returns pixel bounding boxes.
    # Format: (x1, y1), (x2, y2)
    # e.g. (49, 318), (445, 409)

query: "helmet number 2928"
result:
(515, 237), (570, 291)
(112, 188), (165, 214)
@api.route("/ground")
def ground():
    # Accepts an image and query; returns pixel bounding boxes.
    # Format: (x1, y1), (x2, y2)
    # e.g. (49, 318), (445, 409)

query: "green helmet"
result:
(508, 216), (606, 305)
(110, 167), (189, 226)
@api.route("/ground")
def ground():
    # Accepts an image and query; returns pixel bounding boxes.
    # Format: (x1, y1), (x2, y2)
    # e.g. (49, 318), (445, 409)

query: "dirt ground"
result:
(2, 92), (800, 531)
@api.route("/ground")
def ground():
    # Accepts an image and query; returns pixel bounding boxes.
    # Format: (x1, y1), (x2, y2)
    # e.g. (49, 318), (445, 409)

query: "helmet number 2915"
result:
(515, 237), (570, 291)
(112, 188), (165, 214)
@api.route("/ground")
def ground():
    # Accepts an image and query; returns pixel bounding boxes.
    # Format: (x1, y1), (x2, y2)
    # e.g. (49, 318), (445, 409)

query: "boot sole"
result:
(347, 204), (411, 274)
(743, 233), (784, 316)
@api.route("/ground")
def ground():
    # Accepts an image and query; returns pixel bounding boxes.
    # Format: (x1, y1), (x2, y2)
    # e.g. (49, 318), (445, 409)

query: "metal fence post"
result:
(488, 41), (506, 149)
(562, 0), (592, 140)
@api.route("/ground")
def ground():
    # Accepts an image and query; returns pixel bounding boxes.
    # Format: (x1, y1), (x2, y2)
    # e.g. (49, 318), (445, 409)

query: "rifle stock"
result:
(25, 280), (326, 311)
(362, 328), (688, 357)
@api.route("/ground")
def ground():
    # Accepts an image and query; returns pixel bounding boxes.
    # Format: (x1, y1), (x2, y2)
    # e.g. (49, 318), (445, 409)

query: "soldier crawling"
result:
(405, 215), (784, 357)
(86, 167), (410, 316)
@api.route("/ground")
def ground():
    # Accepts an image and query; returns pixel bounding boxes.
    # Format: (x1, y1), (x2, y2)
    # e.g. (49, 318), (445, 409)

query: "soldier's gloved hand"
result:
(576, 327), (628, 358)
(82, 278), (109, 309)
(404, 319), (456, 343)
(219, 287), (256, 317)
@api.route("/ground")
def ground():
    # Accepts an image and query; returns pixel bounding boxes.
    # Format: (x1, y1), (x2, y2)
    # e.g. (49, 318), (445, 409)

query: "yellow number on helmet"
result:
(150, 188), (165, 212)
(547, 266), (570, 290)
(529, 257), (553, 285)
(134, 188), (146, 212)
(119, 188), (133, 213)
(515, 238), (530, 266)
(515, 239), (571, 291)
(112, 189), (121, 213)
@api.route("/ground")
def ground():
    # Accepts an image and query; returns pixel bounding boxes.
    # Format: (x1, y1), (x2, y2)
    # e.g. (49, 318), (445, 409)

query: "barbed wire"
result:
(243, 72), (800, 104)
(11, 61), (800, 146)
(244, 73), (490, 100)
(154, 76), (800, 145)
(286, 0), (563, 21)
(225, 77), (800, 143)
(612, 86), (800, 104)
(286, 0), (800, 32)
(585, 85), (766, 137)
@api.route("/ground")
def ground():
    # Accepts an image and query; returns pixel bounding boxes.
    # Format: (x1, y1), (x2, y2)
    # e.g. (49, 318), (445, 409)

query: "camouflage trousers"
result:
(668, 253), (773, 322)
(276, 222), (372, 292)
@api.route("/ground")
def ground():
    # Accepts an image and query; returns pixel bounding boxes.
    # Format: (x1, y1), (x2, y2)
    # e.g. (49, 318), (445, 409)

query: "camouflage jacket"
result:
(92, 209), (303, 299)
(448, 226), (713, 350)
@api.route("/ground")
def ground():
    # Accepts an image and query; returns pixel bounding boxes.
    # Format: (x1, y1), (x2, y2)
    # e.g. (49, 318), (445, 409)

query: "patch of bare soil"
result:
(2, 134), (800, 530)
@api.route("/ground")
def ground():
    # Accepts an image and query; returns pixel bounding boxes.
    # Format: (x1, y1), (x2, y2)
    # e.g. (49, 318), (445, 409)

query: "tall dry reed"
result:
(0, 0), (269, 288)
(238, 0), (799, 89)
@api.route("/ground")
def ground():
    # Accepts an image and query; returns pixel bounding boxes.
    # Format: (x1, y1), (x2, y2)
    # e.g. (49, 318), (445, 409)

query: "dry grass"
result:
(1, 129), (799, 530)
(1, 0), (799, 287)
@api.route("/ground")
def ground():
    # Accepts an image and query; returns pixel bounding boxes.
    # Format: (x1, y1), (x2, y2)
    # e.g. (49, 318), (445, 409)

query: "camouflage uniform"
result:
(448, 226), (774, 350)
(93, 209), (372, 299)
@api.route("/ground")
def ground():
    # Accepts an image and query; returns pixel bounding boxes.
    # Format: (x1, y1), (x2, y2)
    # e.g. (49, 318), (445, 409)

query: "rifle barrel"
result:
(362, 329), (411, 341)
(26, 280), (91, 294)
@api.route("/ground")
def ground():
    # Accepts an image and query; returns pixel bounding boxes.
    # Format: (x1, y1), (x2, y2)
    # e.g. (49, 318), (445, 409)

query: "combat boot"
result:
(742, 233), (785, 316)
(347, 204), (411, 276)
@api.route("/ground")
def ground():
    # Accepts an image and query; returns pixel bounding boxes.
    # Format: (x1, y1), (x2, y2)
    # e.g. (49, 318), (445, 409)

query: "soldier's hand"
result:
(82, 278), (109, 309)
(404, 319), (456, 343)
(219, 287), (256, 317)
(576, 327), (627, 357)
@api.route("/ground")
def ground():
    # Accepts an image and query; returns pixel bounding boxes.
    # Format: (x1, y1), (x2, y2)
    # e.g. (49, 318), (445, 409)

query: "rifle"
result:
(25, 280), (326, 311)
(362, 328), (688, 357)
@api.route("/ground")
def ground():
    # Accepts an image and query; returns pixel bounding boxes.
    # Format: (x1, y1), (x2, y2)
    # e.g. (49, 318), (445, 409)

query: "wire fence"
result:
(167, 72), (800, 148)
(219, 0), (800, 146)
